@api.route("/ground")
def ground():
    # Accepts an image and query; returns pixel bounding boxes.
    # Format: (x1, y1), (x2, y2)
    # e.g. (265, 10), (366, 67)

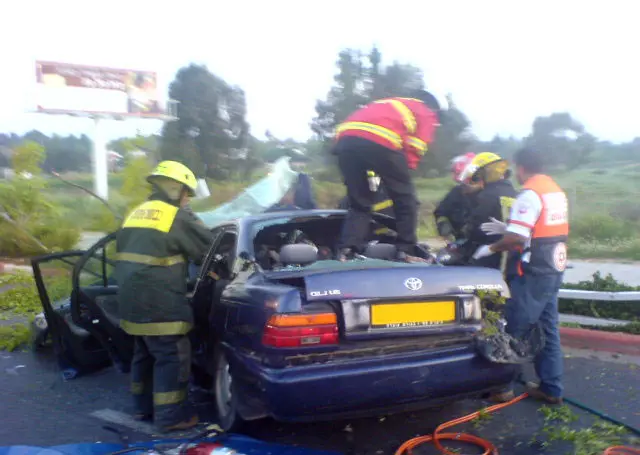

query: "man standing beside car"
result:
(115, 161), (214, 432)
(472, 148), (569, 404)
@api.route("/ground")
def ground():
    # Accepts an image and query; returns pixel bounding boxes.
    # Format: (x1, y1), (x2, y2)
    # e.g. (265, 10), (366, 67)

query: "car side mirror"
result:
(279, 244), (318, 266)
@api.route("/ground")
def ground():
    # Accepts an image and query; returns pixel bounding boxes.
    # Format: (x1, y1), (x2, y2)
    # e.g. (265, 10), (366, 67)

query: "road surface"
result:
(0, 347), (638, 453)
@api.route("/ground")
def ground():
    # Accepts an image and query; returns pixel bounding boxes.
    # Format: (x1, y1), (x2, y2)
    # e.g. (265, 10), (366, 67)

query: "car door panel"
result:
(71, 232), (133, 372)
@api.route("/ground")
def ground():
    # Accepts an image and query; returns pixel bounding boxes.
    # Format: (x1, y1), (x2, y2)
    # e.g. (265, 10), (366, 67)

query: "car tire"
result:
(213, 345), (245, 432)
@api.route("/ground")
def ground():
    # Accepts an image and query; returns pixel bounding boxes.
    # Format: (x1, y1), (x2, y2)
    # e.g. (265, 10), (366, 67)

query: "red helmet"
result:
(451, 153), (476, 183)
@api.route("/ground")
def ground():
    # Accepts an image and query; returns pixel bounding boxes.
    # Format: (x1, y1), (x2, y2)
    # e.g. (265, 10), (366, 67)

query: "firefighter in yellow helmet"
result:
(115, 160), (214, 432)
(458, 152), (517, 274)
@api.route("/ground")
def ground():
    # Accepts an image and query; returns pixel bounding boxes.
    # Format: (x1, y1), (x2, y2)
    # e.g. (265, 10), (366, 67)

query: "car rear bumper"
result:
(228, 345), (517, 422)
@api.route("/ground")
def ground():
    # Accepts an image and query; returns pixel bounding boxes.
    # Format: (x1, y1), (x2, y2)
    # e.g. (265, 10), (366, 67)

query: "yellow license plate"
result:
(371, 301), (456, 328)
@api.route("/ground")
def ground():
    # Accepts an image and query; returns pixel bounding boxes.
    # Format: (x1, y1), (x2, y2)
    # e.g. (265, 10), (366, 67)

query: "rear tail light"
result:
(262, 313), (339, 348)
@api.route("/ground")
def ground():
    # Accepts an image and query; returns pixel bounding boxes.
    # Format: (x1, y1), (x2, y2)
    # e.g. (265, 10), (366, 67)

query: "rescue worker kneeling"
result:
(115, 161), (214, 432)
(457, 152), (516, 274)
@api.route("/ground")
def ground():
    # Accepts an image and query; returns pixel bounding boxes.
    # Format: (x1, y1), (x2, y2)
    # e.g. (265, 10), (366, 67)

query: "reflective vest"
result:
(518, 174), (569, 275)
(335, 97), (438, 169)
(115, 197), (212, 336)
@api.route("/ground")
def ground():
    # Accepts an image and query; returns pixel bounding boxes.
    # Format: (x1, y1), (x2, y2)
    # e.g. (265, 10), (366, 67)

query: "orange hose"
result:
(603, 448), (640, 455)
(394, 392), (640, 455)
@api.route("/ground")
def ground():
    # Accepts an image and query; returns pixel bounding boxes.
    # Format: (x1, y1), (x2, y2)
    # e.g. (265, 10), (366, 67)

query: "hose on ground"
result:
(394, 390), (640, 455)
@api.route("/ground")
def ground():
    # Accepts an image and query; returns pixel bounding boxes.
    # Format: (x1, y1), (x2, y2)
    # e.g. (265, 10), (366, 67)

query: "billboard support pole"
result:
(92, 116), (109, 201)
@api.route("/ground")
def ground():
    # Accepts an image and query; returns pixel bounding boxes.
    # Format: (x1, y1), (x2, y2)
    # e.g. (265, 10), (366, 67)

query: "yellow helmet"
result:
(459, 152), (508, 183)
(147, 160), (198, 196)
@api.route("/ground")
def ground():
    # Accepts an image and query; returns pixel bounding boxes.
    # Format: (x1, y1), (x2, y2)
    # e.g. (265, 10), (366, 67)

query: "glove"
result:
(472, 245), (495, 260)
(480, 217), (507, 235)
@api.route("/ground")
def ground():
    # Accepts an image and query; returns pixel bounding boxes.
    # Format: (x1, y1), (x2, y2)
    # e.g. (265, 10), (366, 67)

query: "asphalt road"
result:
(1, 347), (638, 454)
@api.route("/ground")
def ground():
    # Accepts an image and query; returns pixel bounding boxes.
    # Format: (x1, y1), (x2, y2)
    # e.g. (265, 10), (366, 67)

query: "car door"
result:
(190, 226), (238, 372)
(31, 247), (114, 376)
(70, 231), (134, 372)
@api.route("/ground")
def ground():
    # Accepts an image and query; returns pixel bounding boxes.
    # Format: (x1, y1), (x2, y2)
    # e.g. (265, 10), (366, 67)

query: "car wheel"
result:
(213, 346), (244, 432)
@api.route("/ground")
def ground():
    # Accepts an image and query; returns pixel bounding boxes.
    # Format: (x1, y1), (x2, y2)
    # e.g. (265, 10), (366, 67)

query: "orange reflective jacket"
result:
(335, 97), (438, 169)
(519, 174), (569, 275)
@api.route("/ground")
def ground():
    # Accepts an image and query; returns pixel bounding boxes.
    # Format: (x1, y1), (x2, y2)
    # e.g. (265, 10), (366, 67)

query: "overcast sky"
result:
(1, 0), (637, 144)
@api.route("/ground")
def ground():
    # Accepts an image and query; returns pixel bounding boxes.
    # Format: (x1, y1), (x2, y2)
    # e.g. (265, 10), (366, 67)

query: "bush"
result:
(560, 272), (640, 322)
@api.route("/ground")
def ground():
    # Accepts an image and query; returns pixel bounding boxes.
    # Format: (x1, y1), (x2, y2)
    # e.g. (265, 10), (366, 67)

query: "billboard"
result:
(34, 61), (171, 118)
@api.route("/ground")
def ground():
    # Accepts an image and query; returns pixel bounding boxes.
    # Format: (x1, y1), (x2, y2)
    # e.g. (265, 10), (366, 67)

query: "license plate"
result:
(371, 301), (456, 329)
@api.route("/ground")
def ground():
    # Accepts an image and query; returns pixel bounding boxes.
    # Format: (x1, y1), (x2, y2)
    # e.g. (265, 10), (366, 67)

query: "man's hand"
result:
(480, 217), (507, 235)
(472, 244), (495, 260)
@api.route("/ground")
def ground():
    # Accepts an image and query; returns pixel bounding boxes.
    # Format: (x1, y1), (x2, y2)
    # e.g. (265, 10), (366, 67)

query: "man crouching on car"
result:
(115, 161), (214, 432)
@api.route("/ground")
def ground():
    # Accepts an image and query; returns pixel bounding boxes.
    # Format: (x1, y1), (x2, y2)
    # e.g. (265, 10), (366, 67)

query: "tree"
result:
(524, 112), (594, 169)
(160, 64), (250, 178)
(310, 49), (370, 145)
(0, 141), (79, 256)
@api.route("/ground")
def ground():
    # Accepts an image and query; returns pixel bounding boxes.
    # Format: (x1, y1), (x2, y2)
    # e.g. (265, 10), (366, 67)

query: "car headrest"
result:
(363, 243), (397, 260)
(279, 244), (318, 266)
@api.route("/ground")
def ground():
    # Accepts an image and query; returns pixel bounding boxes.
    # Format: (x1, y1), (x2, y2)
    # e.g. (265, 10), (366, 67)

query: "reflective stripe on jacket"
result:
(335, 97), (438, 169)
(115, 194), (214, 336)
(519, 174), (569, 276)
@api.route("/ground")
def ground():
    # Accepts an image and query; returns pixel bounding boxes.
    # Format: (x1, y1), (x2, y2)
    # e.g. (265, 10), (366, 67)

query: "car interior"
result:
(252, 215), (403, 270)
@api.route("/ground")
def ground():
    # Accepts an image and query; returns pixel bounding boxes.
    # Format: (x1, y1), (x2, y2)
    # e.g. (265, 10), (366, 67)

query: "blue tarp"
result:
(0, 434), (341, 455)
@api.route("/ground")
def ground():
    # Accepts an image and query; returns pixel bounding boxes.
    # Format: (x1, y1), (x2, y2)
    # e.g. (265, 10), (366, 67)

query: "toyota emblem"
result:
(404, 277), (423, 291)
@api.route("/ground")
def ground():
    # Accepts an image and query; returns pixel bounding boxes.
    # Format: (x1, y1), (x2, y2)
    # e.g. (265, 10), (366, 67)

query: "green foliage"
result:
(0, 324), (32, 351)
(560, 272), (640, 322)
(0, 141), (81, 257)
(571, 213), (635, 240)
(536, 405), (631, 455)
(120, 156), (153, 213)
(0, 272), (70, 316)
(12, 140), (45, 174)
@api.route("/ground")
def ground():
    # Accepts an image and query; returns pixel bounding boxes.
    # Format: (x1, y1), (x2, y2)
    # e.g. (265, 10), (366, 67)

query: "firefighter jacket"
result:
(462, 179), (517, 270)
(506, 174), (569, 276)
(335, 97), (439, 169)
(115, 192), (215, 336)
(433, 184), (474, 239)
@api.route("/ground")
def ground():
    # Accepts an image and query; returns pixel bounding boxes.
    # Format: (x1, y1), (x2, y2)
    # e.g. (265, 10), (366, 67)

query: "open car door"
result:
(31, 249), (113, 379)
(69, 231), (134, 373)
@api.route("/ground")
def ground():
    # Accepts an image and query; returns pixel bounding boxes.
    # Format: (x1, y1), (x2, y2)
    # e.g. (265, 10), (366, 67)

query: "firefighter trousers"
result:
(130, 334), (192, 427)
(335, 136), (418, 253)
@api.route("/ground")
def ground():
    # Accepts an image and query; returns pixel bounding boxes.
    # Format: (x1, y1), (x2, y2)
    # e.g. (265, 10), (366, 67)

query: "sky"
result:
(1, 0), (638, 145)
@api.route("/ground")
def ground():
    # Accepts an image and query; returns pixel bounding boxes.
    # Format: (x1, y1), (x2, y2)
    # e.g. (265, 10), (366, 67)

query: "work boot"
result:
(160, 414), (199, 433)
(525, 382), (563, 405)
(487, 390), (515, 403)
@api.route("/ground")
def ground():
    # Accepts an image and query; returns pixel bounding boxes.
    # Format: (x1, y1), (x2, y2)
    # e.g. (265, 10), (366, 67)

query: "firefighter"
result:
(337, 170), (395, 217)
(333, 90), (443, 261)
(115, 161), (215, 432)
(457, 152), (517, 273)
(433, 153), (476, 240)
(473, 148), (569, 404)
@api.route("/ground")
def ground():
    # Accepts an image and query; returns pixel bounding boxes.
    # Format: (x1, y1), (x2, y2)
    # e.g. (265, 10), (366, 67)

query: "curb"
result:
(560, 326), (640, 356)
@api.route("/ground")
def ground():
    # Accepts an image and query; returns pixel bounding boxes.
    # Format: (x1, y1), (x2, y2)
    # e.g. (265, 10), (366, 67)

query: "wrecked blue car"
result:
(31, 208), (516, 432)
